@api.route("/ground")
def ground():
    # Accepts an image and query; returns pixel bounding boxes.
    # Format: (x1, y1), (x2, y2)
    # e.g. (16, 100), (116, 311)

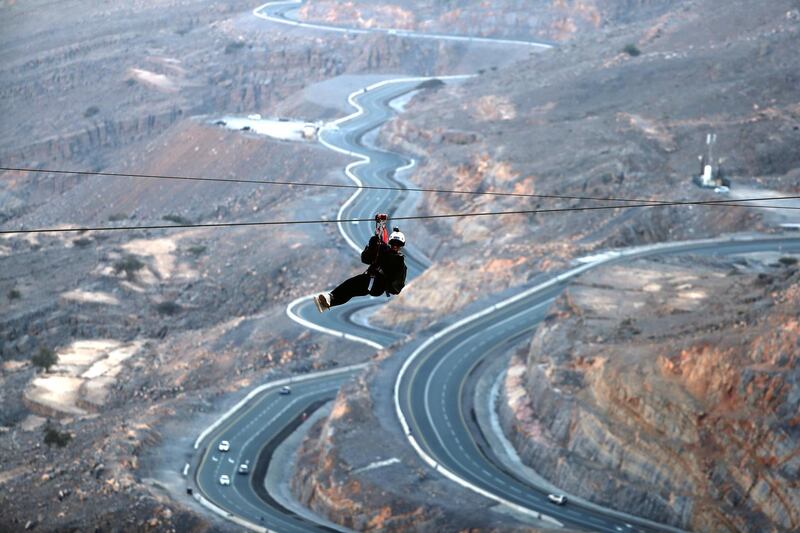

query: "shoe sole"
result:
(314, 295), (326, 313)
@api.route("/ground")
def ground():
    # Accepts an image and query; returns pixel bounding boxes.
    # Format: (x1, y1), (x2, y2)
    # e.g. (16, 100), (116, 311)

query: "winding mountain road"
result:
(188, 2), (800, 532)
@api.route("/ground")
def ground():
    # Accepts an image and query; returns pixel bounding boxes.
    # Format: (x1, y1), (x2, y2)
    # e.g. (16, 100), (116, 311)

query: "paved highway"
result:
(192, 76), (450, 531)
(189, 2), (800, 532)
(395, 235), (800, 533)
(253, 0), (554, 49)
(192, 366), (365, 532)
(288, 78), (440, 350)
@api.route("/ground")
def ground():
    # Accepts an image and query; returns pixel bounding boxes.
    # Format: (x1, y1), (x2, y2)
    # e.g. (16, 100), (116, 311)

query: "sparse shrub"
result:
(108, 213), (127, 222)
(32, 347), (58, 372)
(417, 79), (445, 91)
(187, 245), (207, 256)
(162, 214), (192, 225)
(755, 272), (774, 286)
(156, 301), (182, 315)
(778, 256), (798, 266)
(84, 105), (100, 118)
(72, 238), (92, 248)
(225, 41), (245, 54)
(126, 78), (136, 86)
(7, 288), (21, 300)
(43, 423), (72, 448)
(623, 44), (641, 57)
(113, 255), (145, 280)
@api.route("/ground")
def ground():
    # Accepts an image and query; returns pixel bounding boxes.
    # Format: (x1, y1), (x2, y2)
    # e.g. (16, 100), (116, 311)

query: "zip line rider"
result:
(315, 214), (407, 312)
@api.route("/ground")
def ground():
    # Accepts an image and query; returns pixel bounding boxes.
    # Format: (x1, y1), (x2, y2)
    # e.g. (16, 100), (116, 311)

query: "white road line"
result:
(194, 364), (367, 449)
(352, 457), (402, 474)
(289, 79), (473, 347)
(285, 295), (384, 349)
(228, 389), (335, 522)
(393, 239), (784, 525)
(210, 3), (790, 533)
(252, 1), (553, 49)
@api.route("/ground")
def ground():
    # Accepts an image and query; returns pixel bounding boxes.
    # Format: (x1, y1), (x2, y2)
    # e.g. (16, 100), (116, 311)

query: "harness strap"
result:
(368, 213), (389, 291)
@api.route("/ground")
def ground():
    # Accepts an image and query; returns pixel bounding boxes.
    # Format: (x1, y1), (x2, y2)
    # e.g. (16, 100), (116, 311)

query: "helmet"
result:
(388, 227), (405, 247)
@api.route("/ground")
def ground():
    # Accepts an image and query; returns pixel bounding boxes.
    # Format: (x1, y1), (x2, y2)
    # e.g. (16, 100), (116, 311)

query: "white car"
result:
(219, 474), (230, 486)
(547, 493), (567, 505)
(714, 185), (729, 193)
(279, 386), (291, 395)
(218, 440), (230, 452)
(238, 463), (249, 475)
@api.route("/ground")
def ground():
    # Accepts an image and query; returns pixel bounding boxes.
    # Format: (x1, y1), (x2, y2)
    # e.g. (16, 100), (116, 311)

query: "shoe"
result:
(314, 293), (331, 313)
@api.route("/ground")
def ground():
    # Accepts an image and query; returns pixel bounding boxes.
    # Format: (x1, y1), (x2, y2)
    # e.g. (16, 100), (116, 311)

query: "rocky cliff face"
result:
(0, 0), (480, 171)
(0, 112), (362, 529)
(499, 255), (800, 531)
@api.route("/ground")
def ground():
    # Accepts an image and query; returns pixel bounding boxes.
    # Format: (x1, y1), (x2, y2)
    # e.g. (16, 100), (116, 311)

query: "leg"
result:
(330, 273), (371, 307)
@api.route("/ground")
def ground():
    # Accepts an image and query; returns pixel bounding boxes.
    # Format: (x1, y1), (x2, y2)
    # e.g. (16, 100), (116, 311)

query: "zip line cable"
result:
(3, 165), (799, 208)
(3, 199), (799, 235)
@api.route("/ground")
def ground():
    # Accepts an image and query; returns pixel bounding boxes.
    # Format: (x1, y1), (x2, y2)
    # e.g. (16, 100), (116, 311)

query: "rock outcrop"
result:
(292, 365), (544, 531)
(500, 255), (800, 532)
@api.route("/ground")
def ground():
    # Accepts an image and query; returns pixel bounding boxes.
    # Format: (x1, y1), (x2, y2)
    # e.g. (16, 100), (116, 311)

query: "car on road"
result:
(279, 385), (291, 395)
(547, 493), (567, 505)
(714, 185), (730, 193)
(218, 440), (230, 452)
(238, 463), (249, 475)
(219, 474), (230, 486)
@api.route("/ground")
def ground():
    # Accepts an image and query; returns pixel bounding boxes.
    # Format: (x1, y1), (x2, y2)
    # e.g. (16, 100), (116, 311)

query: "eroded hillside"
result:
(370, 0), (800, 332)
(501, 254), (800, 531)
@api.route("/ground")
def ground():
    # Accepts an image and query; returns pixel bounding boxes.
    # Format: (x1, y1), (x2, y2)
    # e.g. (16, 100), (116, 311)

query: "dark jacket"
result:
(361, 235), (407, 295)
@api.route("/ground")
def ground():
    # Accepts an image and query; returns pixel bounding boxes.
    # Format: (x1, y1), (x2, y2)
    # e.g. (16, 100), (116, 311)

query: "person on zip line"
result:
(315, 214), (407, 312)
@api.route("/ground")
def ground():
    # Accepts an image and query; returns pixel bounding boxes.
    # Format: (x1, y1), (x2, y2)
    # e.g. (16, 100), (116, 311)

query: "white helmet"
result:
(388, 227), (405, 247)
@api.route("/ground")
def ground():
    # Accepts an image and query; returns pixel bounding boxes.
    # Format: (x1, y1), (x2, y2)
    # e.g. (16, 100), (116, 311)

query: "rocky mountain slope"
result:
(289, 0), (800, 530)
(500, 254), (800, 532)
(0, 116), (358, 531)
(2, 0), (799, 530)
(0, 0), (552, 528)
(0, 0), (483, 529)
(299, 0), (683, 41)
(370, 0), (800, 332)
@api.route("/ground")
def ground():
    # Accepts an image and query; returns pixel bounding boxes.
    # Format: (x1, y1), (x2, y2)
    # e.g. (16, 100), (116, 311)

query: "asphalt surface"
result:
(192, 78), (431, 531)
(253, 0), (554, 49)
(193, 369), (362, 532)
(396, 235), (800, 533)
(291, 79), (434, 348)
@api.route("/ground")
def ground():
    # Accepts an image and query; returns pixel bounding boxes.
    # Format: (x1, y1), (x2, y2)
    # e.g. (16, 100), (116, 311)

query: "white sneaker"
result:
(314, 293), (331, 313)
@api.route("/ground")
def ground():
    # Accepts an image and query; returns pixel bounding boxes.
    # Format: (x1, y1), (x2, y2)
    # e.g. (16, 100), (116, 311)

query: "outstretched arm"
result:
(360, 235), (381, 265)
